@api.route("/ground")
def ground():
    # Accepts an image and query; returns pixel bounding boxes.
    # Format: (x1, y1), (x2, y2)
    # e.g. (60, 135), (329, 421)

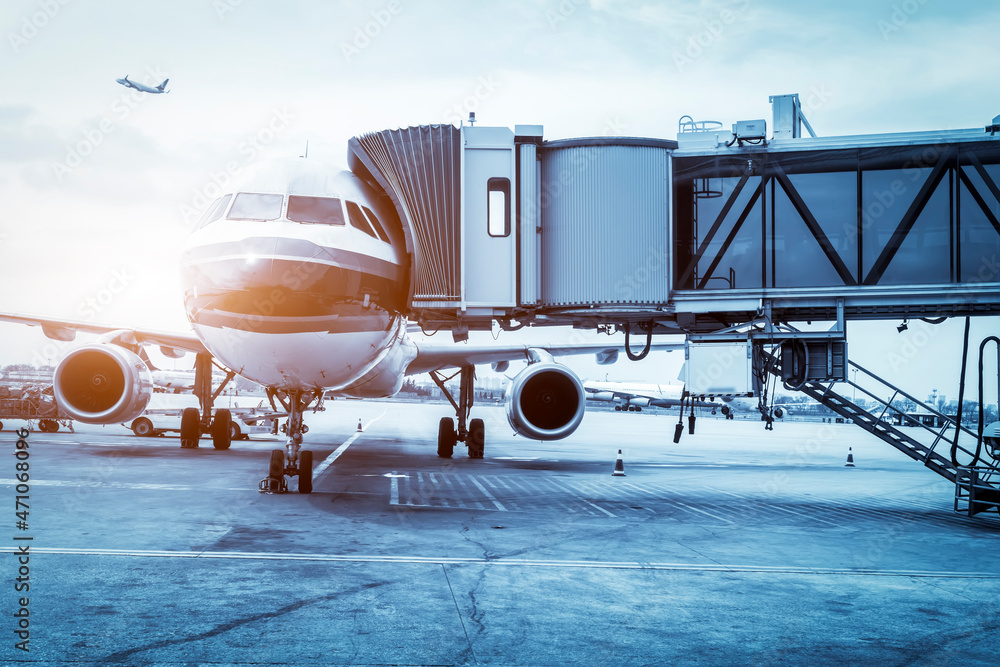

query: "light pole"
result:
(851, 367), (857, 404)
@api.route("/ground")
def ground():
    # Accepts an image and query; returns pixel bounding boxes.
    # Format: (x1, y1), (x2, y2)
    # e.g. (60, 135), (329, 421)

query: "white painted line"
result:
(469, 476), (508, 511)
(312, 408), (385, 479)
(547, 479), (617, 518)
(0, 479), (246, 492)
(6, 546), (999, 579)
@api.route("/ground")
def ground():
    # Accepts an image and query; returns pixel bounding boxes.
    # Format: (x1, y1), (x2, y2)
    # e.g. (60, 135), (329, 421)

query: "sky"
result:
(1, 0), (999, 402)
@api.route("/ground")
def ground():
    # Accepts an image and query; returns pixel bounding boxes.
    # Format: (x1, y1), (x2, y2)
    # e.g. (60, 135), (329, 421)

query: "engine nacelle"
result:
(505, 362), (586, 441)
(53, 344), (153, 424)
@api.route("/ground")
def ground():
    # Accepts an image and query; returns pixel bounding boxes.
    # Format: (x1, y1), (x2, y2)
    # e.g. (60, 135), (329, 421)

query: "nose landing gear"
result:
(258, 389), (318, 494)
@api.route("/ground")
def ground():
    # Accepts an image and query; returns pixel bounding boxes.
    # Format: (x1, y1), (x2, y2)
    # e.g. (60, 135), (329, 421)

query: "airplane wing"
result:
(407, 340), (684, 375)
(0, 312), (207, 356)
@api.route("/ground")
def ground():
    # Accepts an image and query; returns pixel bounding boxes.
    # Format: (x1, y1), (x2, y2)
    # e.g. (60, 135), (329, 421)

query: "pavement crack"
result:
(93, 582), (380, 664)
(442, 563), (480, 665)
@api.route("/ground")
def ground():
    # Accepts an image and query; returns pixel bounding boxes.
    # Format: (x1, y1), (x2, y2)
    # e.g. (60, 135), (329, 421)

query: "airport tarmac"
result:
(2, 400), (999, 665)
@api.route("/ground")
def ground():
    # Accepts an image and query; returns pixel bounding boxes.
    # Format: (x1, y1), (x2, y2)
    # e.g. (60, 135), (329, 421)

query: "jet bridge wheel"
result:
(468, 418), (485, 459)
(211, 408), (232, 450)
(180, 408), (200, 448)
(437, 417), (456, 458)
(299, 450), (313, 494)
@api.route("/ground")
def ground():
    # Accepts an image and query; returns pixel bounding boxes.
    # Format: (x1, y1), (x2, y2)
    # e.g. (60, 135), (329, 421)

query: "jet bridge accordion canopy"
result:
(349, 125), (462, 304)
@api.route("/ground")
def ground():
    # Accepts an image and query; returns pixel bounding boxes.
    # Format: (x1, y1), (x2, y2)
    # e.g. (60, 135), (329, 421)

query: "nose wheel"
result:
(258, 389), (318, 494)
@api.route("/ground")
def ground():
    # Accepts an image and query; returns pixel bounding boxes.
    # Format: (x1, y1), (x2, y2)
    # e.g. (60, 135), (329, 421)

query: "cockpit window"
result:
(345, 201), (377, 239)
(287, 196), (346, 225)
(227, 193), (283, 221)
(194, 194), (232, 230)
(362, 206), (391, 243)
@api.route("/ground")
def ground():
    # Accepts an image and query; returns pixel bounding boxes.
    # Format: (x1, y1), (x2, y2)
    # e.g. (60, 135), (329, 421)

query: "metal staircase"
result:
(770, 356), (1000, 518)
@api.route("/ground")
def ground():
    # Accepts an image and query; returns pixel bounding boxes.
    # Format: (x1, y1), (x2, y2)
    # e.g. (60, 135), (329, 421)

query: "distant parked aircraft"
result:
(115, 75), (169, 94)
(584, 379), (792, 421)
(583, 380), (720, 413)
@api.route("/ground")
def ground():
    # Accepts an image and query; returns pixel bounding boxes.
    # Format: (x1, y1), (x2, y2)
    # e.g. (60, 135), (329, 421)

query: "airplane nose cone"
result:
(179, 235), (407, 332)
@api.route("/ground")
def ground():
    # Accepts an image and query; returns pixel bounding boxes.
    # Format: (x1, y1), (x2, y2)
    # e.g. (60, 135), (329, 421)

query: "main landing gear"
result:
(179, 352), (237, 450)
(430, 365), (485, 459)
(258, 388), (318, 494)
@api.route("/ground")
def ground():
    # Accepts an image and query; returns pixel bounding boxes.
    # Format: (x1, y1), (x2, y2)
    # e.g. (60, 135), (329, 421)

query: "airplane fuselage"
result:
(116, 76), (168, 94)
(179, 159), (413, 396)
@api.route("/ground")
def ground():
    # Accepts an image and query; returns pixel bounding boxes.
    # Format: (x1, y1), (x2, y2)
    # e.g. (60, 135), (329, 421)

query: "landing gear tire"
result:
(38, 419), (58, 433)
(180, 408), (200, 448)
(211, 408), (232, 450)
(230, 422), (243, 440)
(468, 418), (485, 459)
(269, 449), (284, 479)
(299, 450), (313, 494)
(437, 417), (456, 458)
(132, 418), (154, 437)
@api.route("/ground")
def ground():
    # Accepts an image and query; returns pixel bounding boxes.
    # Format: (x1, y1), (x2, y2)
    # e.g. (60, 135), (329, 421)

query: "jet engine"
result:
(505, 361), (586, 441)
(53, 344), (153, 424)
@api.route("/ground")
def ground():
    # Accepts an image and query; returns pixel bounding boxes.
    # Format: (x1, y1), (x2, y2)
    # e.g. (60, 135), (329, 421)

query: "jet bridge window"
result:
(194, 194), (231, 230)
(227, 193), (284, 221)
(345, 201), (378, 239)
(287, 196), (346, 225)
(487, 177), (510, 237)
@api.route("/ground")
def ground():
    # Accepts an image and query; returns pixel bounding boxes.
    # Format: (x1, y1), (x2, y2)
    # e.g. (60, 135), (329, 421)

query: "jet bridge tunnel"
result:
(348, 95), (1000, 341)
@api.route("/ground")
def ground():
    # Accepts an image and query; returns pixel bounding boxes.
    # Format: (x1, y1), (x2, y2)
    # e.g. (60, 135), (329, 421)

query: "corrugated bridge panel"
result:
(349, 125), (461, 303)
(540, 139), (674, 306)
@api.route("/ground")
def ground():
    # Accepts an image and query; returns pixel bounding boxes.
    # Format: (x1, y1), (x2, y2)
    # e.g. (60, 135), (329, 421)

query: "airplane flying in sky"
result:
(0, 158), (679, 494)
(115, 75), (169, 94)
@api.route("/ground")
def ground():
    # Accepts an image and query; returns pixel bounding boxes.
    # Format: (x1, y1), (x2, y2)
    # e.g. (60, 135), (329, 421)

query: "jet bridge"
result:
(348, 97), (1000, 518)
(349, 95), (1000, 341)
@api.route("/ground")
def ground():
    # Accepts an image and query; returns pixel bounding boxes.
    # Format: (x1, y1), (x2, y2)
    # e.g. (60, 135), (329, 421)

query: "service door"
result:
(462, 126), (516, 308)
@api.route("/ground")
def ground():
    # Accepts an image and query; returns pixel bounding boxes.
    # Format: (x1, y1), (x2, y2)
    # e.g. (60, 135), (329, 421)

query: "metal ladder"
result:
(769, 356), (1000, 518)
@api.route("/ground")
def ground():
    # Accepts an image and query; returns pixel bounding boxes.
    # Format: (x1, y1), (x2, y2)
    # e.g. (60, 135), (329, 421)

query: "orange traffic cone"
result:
(612, 449), (626, 477)
(845, 447), (855, 467)
(357, 418), (363, 432)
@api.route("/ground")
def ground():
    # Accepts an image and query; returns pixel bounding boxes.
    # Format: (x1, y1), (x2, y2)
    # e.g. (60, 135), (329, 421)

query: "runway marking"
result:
(313, 409), (386, 479)
(547, 479), (617, 517)
(0, 478), (247, 492)
(6, 546), (1000, 579)
(469, 476), (508, 511)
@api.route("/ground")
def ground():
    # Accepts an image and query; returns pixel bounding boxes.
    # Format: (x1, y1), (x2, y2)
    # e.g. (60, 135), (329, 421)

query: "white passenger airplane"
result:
(584, 379), (788, 420)
(584, 380), (720, 413)
(0, 158), (678, 494)
(115, 75), (169, 94)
